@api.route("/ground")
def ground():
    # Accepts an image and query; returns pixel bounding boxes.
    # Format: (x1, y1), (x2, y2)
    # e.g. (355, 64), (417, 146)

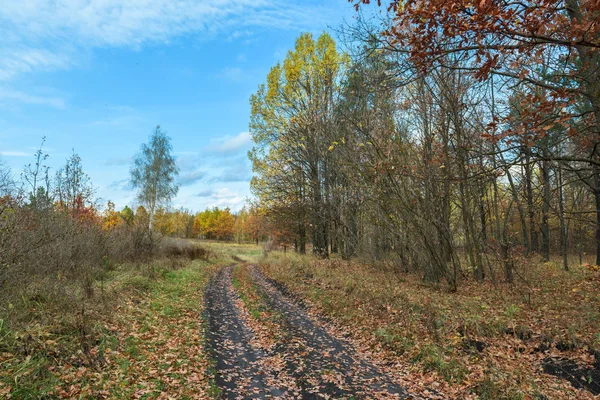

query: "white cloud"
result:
(0, 0), (338, 81)
(210, 132), (252, 153)
(176, 186), (247, 211)
(212, 187), (241, 200)
(0, 48), (73, 81)
(0, 150), (31, 157)
(207, 187), (246, 209)
(0, 88), (66, 108)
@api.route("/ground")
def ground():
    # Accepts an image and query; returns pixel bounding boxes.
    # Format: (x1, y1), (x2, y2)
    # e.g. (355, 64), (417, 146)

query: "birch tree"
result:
(130, 126), (179, 230)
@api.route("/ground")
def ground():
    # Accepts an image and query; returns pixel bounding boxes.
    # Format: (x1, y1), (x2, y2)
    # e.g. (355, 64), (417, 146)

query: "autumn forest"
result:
(1, 1), (600, 399)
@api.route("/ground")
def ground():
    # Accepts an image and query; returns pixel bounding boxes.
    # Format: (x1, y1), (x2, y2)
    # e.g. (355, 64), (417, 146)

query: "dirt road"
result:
(205, 264), (418, 399)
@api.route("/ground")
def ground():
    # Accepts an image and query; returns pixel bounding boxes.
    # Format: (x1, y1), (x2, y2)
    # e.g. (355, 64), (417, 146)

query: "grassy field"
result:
(260, 251), (600, 399)
(0, 250), (221, 399)
(0, 239), (265, 399)
(2, 240), (597, 399)
(200, 240), (264, 264)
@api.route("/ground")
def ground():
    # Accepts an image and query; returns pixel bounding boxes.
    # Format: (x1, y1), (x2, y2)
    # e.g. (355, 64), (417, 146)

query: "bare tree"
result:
(21, 137), (53, 209)
(0, 159), (14, 197)
(55, 151), (95, 214)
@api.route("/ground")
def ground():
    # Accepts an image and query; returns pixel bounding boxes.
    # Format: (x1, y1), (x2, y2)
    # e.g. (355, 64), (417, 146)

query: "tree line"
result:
(0, 124), (267, 304)
(120, 205), (267, 243)
(0, 126), (223, 325)
(249, 1), (600, 289)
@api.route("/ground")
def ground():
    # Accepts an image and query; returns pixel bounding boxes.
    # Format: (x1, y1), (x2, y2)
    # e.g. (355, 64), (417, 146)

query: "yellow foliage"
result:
(102, 201), (123, 231)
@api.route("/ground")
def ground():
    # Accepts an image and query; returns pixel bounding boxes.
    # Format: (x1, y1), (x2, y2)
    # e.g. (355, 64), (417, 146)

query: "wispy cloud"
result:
(196, 189), (214, 198)
(211, 188), (246, 209)
(209, 132), (252, 154)
(179, 169), (206, 186)
(0, 48), (73, 81)
(194, 187), (245, 209)
(0, 0), (339, 81)
(0, 88), (66, 108)
(107, 179), (130, 191)
(208, 159), (252, 183)
(0, 150), (31, 157)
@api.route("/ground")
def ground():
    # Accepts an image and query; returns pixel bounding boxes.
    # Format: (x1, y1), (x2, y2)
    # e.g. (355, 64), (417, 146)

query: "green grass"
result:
(95, 258), (215, 398)
(232, 265), (268, 320)
(0, 256), (216, 398)
(411, 344), (467, 383)
(199, 240), (265, 264)
(230, 264), (287, 343)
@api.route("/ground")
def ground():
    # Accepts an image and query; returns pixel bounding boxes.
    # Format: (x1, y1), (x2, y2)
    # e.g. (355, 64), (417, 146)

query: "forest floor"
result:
(260, 251), (600, 399)
(2, 242), (599, 399)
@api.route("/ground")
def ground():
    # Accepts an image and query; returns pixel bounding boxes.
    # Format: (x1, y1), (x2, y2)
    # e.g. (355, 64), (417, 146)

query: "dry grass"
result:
(160, 237), (210, 261)
(0, 239), (217, 398)
(260, 251), (600, 399)
(199, 240), (265, 264)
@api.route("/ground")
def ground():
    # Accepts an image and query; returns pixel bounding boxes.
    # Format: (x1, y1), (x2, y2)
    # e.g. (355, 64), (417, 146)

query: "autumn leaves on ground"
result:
(1, 240), (598, 399)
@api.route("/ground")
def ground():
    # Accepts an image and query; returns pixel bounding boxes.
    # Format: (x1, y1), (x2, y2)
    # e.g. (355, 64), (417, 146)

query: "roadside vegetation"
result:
(259, 250), (600, 399)
(0, 129), (217, 398)
(0, 238), (216, 399)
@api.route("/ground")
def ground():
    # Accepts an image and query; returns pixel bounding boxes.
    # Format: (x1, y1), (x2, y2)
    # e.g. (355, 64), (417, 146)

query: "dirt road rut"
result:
(205, 264), (418, 399)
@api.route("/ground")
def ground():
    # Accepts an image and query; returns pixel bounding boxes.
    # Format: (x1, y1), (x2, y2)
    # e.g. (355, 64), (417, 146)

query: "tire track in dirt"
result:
(205, 265), (285, 399)
(248, 265), (412, 399)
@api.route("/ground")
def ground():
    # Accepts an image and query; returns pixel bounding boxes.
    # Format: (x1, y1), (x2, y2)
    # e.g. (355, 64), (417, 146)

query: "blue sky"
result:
(0, 0), (357, 212)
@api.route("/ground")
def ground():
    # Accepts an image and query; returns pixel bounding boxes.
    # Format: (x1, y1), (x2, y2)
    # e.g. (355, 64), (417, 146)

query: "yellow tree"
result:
(193, 207), (220, 239)
(234, 207), (249, 243)
(249, 32), (347, 256)
(103, 201), (123, 230)
(214, 208), (235, 240)
(152, 207), (174, 236)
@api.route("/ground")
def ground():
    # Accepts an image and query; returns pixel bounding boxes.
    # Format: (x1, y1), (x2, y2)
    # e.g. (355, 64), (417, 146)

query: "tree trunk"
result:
(541, 157), (551, 261)
(557, 164), (568, 270)
(299, 225), (306, 254)
(566, 0), (600, 264)
(504, 166), (529, 254)
(594, 163), (600, 266)
(479, 179), (487, 252)
(524, 147), (538, 253)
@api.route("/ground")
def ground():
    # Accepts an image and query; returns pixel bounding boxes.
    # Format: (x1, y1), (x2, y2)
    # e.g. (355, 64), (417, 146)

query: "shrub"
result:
(160, 237), (209, 261)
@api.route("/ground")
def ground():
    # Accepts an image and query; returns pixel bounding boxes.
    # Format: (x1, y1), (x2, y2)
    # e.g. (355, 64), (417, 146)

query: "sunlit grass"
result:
(197, 239), (264, 264)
